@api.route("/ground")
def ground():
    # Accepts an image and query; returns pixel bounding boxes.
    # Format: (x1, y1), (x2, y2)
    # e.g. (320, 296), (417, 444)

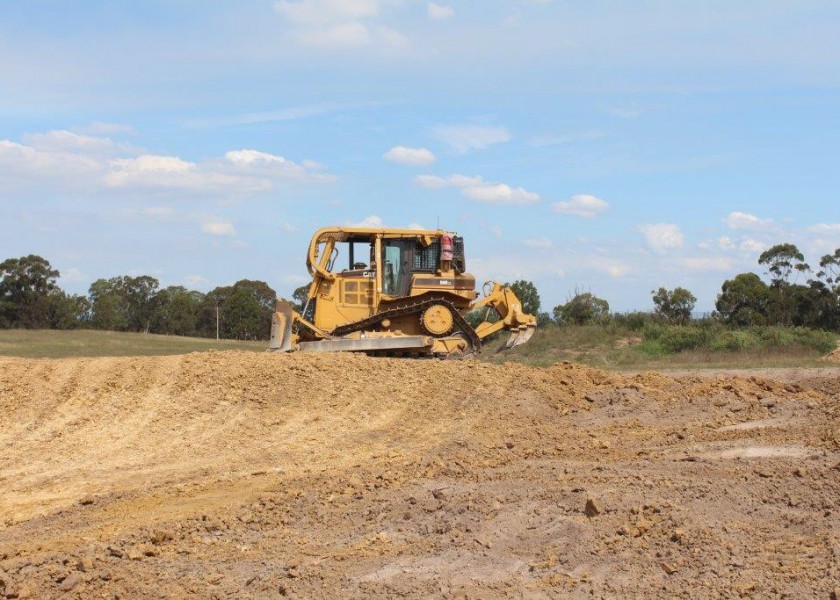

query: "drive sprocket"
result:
(421, 304), (454, 336)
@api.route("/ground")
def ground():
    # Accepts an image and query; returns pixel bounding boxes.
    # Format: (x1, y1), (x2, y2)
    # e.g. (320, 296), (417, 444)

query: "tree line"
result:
(0, 255), (277, 340)
(3, 241), (840, 340)
(504, 242), (840, 331)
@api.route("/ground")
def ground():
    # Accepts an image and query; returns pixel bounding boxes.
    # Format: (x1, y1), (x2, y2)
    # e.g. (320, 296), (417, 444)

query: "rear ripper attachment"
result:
(268, 226), (536, 358)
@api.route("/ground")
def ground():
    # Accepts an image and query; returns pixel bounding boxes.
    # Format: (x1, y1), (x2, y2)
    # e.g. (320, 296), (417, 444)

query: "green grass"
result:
(2, 326), (838, 369)
(482, 323), (840, 370)
(0, 329), (267, 359)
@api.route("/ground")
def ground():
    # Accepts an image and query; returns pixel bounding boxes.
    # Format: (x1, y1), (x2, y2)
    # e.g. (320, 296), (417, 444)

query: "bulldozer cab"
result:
(304, 228), (452, 332)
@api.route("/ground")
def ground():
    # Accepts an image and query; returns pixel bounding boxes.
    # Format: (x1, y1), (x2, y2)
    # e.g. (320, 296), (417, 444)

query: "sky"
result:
(2, 0), (840, 312)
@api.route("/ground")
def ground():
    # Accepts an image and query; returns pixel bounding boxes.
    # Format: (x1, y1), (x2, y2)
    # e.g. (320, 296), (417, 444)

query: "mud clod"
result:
(76, 557), (94, 573)
(57, 573), (79, 592)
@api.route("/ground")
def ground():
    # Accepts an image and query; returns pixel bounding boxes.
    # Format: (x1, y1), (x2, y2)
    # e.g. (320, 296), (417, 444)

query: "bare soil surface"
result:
(1, 351), (838, 599)
(823, 345), (840, 363)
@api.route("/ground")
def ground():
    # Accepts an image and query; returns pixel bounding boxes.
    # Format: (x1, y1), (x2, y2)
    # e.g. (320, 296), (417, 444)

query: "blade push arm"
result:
(469, 282), (537, 348)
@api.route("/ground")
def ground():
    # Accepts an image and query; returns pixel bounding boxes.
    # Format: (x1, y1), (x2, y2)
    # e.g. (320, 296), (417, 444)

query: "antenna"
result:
(436, 215), (440, 229)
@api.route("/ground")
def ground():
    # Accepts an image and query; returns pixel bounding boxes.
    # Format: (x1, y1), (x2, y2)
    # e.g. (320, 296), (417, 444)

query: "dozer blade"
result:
(298, 335), (433, 353)
(268, 301), (295, 352)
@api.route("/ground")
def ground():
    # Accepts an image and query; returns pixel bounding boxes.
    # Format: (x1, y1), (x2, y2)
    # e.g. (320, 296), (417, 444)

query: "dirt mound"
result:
(821, 344), (840, 362)
(1, 351), (838, 598)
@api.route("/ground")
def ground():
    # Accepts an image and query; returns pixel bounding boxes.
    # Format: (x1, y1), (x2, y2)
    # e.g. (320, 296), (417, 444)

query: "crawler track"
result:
(331, 294), (481, 356)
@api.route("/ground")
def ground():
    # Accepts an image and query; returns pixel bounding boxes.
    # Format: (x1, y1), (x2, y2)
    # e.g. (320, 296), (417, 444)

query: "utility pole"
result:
(215, 304), (220, 340)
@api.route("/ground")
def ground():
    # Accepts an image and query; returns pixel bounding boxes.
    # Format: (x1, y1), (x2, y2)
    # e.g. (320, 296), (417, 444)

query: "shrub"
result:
(643, 324), (838, 355)
(711, 330), (756, 352)
(658, 326), (708, 352)
(636, 338), (667, 357)
(611, 311), (660, 331)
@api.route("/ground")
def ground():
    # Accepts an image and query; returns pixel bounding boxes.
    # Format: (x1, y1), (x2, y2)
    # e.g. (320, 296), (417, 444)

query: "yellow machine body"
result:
(269, 226), (536, 357)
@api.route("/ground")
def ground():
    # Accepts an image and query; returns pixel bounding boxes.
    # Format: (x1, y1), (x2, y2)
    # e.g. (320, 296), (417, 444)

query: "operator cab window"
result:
(346, 242), (369, 271)
(383, 240), (413, 296)
(317, 240), (373, 273)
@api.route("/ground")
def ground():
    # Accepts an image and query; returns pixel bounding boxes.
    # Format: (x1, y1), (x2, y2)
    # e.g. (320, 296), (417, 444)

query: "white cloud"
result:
(126, 206), (248, 239)
(808, 223), (840, 234)
(530, 130), (607, 147)
(638, 223), (684, 251)
(0, 129), (333, 197)
(717, 236), (736, 250)
(427, 3), (454, 20)
(79, 122), (135, 135)
(805, 224), (840, 256)
(415, 173), (484, 188)
(347, 216), (433, 229)
(109, 154), (192, 177)
(22, 129), (134, 156)
(185, 274), (209, 287)
(433, 124), (511, 153)
(607, 107), (643, 119)
(469, 254), (543, 284)
(415, 172), (539, 205)
(142, 206), (178, 220)
(715, 235), (766, 254)
(184, 103), (350, 128)
(350, 215), (384, 228)
(383, 146), (436, 166)
(523, 236), (552, 248)
(739, 238), (767, 253)
(224, 149), (334, 181)
(605, 264), (629, 278)
(280, 221), (298, 233)
(0, 138), (103, 188)
(274, 0), (407, 51)
(677, 257), (734, 272)
(377, 26), (408, 48)
(300, 21), (372, 48)
(463, 183), (539, 205)
(301, 159), (327, 170)
(552, 194), (609, 218)
(59, 267), (85, 284)
(588, 256), (631, 278)
(201, 219), (236, 236)
(724, 211), (774, 231)
(105, 154), (266, 193)
(274, 0), (380, 25)
(294, 22), (408, 50)
(472, 252), (629, 285)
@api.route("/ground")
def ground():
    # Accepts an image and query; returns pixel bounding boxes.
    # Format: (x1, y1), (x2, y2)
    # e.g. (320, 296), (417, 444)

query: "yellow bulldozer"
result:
(269, 226), (536, 357)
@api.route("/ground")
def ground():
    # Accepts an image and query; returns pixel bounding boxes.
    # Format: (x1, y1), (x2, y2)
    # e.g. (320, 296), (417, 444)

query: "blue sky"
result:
(2, 0), (839, 312)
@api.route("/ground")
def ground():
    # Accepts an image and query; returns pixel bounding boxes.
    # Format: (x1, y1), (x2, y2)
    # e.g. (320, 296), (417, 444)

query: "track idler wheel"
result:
(421, 304), (454, 336)
(447, 331), (476, 359)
